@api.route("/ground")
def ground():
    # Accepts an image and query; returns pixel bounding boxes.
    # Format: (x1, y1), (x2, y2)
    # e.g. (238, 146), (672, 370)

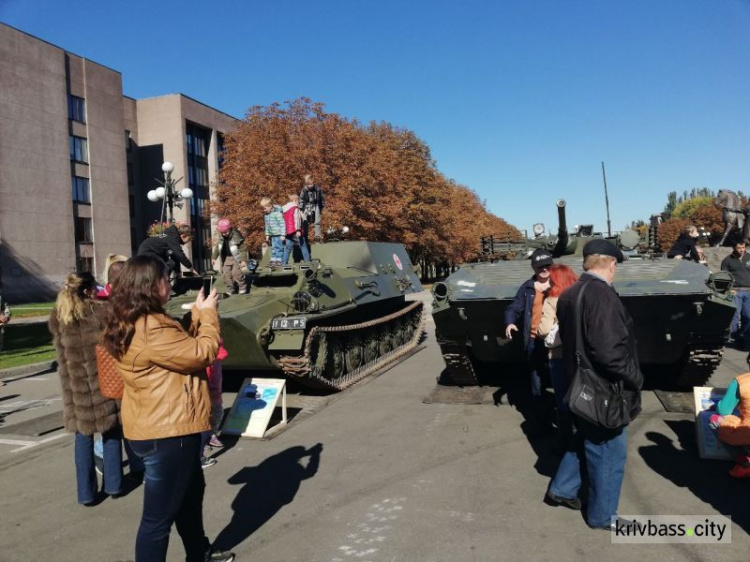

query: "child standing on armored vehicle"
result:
(282, 193), (310, 263)
(300, 174), (325, 242)
(261, 197), (285, 267)
(212, 218), (248, 295)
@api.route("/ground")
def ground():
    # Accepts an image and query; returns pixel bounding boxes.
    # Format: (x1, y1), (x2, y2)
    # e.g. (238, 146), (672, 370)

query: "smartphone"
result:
(202, 276), (214, 295)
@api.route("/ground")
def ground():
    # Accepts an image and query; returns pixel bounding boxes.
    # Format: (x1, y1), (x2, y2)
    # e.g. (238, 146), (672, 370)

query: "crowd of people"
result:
(38, 174), (325, 561)
(5, 175), (748, 555)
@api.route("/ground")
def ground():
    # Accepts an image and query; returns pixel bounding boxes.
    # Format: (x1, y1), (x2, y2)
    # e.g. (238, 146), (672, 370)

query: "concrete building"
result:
(0, 23), (238, 301)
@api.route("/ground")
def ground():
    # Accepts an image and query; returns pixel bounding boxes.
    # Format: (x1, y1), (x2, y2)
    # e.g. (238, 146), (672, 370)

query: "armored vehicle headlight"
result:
(433, 282), (449, 301)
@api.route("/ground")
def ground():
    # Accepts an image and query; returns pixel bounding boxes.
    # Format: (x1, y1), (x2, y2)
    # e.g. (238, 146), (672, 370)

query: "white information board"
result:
(222, 377), (287, 439)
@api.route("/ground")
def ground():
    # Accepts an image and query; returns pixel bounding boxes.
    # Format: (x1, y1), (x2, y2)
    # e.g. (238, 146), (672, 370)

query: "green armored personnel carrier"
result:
(168, 241), (424, 391)
(432, 202), (736, 389)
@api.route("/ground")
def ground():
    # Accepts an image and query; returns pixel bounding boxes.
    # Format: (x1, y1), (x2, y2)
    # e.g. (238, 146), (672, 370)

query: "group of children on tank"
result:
(261, 175), (324, 267)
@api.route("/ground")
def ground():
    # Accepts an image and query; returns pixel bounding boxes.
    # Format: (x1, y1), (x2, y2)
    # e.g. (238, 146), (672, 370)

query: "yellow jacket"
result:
(116, 308), (219, 440)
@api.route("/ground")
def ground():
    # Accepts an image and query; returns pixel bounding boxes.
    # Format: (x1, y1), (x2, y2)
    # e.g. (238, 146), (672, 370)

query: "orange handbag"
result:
(96, 344), (123, 400)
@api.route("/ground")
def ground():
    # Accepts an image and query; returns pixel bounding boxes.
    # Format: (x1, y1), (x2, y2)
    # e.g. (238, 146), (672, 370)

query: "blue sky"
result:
(3, 0), (749, 236)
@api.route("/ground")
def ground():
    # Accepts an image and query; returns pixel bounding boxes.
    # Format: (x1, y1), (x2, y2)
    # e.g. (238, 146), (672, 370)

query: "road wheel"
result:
(363, 330), (379, 363)
(378, 326), (393, 356)
(344, 335), (364, 372)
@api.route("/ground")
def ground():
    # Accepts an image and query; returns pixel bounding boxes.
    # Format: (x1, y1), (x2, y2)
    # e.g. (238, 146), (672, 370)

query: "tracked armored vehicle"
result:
(432, 202), (736, 389)
(168, 241), (424, 391)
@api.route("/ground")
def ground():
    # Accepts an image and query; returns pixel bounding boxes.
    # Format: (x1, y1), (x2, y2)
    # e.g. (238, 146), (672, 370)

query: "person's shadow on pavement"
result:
(639, 420), (750, 534)
(491, 365), (561, 477)
(212, 443), (323, 551)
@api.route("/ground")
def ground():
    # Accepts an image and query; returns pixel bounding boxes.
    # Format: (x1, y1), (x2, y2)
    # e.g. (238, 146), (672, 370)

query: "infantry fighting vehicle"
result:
(168, 241), (424, 391)
(432, 201), (736, 389)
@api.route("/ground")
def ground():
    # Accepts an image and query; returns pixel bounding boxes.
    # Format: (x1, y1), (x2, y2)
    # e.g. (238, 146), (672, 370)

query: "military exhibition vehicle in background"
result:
(432, 200), (736, 389)
(167, 241), (425, 391)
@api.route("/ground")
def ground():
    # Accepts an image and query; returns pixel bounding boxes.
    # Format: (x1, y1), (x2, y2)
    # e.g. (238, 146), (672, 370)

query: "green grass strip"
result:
(0, 323), (55, 370)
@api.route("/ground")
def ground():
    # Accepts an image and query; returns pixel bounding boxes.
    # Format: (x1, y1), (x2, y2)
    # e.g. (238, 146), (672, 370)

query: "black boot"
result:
(205, 548), (235, 562)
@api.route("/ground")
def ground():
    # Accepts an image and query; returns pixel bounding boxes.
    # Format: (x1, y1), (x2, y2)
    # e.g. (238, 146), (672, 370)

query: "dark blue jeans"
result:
(74, 428), (123, 504)
(730, 289), (750, 348)
(283, 234), (311, 263)
(526, 337), (548, 397)
(94, 434), (145, 473)
(548, 417), (628, 528)
(128, 433), (210, 562)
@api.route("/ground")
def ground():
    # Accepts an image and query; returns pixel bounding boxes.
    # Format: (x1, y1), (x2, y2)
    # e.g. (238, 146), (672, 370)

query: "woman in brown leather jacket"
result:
(101, 256), (234, 562)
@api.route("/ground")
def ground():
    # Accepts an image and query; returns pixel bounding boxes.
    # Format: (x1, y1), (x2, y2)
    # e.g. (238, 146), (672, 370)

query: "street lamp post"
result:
(146, 162), (193, 233)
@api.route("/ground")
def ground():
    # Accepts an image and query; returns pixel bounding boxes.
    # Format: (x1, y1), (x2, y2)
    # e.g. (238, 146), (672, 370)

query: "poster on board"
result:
(693, 386), (734, 461)
(222, 377), (287, 439)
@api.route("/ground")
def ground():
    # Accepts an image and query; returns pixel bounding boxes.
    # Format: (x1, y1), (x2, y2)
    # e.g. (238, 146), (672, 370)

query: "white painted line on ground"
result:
(0, 438), (37, 447)
(11, 432), (66, 453)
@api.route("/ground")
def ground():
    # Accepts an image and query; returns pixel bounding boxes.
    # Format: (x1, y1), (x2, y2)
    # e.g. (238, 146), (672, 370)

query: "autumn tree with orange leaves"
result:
(214, 99), (517, 276)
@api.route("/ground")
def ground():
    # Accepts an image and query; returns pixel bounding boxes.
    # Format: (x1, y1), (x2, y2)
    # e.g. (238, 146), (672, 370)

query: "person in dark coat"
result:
(504, 248), (554, 434)
(49, 272), (123, 505)
(546, 239), (643, 532)
(721, 239), (750, 349)
(667, 225), (703, 262)
(137, 223), (198, 277)
(299, 174), (325, 241)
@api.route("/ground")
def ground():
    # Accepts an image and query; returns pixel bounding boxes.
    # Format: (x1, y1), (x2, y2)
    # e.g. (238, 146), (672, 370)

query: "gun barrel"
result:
(553, 199), (569, 257)
(556, 199), (567, 238)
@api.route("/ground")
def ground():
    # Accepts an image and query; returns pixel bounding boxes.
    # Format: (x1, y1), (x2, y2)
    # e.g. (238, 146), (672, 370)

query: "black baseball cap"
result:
(583, 239), (624, 263)
(530, 249), (554, 269)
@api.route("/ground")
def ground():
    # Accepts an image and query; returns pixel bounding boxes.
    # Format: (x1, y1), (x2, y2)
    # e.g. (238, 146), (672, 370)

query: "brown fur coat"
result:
(49, 301), (119, 435)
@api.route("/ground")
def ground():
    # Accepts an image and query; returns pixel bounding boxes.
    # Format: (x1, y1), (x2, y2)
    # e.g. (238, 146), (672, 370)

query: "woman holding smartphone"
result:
(101, 255), (235, 562)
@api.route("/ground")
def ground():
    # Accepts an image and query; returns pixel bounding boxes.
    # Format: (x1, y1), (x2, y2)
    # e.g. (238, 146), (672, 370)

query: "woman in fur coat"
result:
(49, 272), (123, 505)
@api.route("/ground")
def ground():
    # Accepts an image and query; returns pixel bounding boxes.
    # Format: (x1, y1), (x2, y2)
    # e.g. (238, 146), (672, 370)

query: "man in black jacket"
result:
(721, 240), (750, 349)
(545, 239), (643, 532)
(137, 223), (198, 277)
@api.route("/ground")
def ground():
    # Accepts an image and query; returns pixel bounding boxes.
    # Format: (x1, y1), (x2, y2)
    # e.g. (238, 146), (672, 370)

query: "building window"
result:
(125, 130), (131, 151)
(71, 176), (90, 203)
(76, 256), (93, 273)
(217, 133), (225, 169)
(186, 122), (212, 271)
(128, 194), (135, 218)
(68, 94), (86, 123)
(74, 217), (93, 243)
(127, 162), (134, 185)
(69, 136), (88, 163)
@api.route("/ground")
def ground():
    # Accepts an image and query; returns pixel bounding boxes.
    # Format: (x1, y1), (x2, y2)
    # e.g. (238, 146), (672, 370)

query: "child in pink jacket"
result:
(201, 341), (228, 468)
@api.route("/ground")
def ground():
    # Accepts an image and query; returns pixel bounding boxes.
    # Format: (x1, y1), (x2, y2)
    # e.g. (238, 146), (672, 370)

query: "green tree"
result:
(671, 196), (714, 219)
(662, 191), (678, 221)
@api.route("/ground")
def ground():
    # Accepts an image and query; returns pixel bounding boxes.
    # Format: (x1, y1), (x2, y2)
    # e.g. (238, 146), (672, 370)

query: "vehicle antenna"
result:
(601, 161), (612, 237)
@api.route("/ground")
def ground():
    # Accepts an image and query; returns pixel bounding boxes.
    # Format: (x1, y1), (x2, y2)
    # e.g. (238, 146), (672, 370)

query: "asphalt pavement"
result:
(1, 291), (748, 562)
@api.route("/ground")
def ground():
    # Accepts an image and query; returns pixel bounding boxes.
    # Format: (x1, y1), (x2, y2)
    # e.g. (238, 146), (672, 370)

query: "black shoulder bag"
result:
(564, 281), (640, 429)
